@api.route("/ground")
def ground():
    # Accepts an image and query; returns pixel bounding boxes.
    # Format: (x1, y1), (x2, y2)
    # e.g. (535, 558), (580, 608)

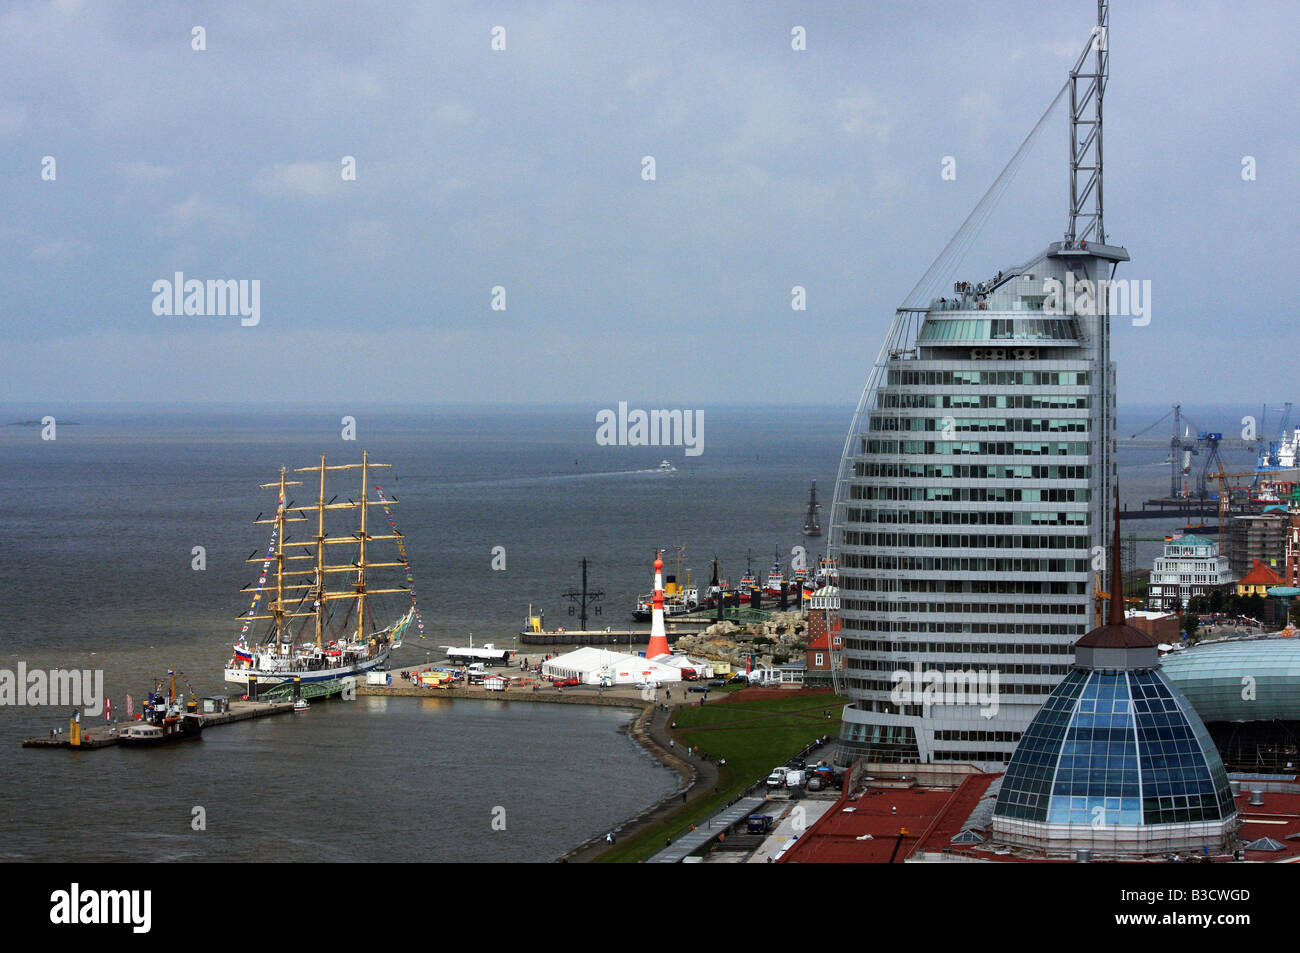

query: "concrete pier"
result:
(20, 700), (295, 750)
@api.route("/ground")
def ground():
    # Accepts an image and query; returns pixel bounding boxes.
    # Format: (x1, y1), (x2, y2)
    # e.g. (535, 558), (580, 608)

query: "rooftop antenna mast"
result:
(1066, 0), (1109, 245)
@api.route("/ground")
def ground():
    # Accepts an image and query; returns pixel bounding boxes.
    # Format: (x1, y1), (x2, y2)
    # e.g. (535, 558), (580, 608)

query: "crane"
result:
(1094, 572), (1143, 627)
(1206, 465), (1300, 569)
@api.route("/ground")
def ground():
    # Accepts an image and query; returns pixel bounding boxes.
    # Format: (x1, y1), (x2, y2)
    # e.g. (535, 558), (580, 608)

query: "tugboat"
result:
(803, 481), (822, 536)
(225, 452), (422, 690)
(737, 551), (759, 605)
(118, 670), (203, 746)
(763, 549), (786, 596)
(632, 547), (698, 620)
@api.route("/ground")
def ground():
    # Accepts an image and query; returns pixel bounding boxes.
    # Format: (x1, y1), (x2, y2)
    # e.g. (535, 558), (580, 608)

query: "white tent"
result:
(650, 654), (714, 679)
(542, 647), (682, 686)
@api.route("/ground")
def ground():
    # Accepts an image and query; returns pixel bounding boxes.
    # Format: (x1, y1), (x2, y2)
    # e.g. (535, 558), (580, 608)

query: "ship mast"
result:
(315, 453), (327, 649)
(243, 456), (410, 644)
(288, 453), (409, 642)
(255, 467), (304, 652)
(357, 450), (369, 641)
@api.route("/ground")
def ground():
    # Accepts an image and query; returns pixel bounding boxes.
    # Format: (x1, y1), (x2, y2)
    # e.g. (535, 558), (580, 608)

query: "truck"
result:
(784, 769), (806, 790)
(766, 766), (789, 787)
(746, 814), (775, 834)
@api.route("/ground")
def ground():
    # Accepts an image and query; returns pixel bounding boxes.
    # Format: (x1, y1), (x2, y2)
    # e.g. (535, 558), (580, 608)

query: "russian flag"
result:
(234, 645), (253, 662)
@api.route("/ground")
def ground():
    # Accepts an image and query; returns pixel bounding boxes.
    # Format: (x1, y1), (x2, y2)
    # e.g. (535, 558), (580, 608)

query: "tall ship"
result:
(830, 2), (1124, 770)
(225, 452), (420, 689)
(803, 481), (822, 536)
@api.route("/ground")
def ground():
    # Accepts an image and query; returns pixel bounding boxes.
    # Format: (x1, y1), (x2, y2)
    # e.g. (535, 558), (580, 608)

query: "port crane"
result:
(1122, 404), (1262, 500)
(1093, 571), (1143, 628)
(1206, 465), (1300, 569)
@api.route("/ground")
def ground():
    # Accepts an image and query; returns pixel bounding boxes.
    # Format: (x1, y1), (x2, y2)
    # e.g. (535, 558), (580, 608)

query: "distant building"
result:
(1237, 559), (1284, 599)
(805, 585), (841, 688)
(807, 631), (831, 673)
(1286, 495), (1300, 588)
(1124, 609), (1181, 644)
(806, 585), (840, 646)
(1147, 535), (1231, 611)
(1228, 513), (1286, 579)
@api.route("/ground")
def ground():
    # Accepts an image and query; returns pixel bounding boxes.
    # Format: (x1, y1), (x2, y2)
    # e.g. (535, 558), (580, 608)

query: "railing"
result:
(260, 677), (355, 702)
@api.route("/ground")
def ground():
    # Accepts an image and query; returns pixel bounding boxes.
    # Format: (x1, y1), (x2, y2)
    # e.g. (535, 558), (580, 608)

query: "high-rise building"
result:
(831, 4), (1128, 771)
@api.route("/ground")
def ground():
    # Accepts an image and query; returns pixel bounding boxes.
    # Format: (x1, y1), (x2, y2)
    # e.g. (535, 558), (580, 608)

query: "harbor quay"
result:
(362, 658), (667, 709)
(21, 699), (295, 750)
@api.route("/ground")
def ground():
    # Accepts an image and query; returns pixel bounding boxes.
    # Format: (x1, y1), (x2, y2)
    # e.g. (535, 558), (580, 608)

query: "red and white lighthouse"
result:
(646, 551), (670, 658)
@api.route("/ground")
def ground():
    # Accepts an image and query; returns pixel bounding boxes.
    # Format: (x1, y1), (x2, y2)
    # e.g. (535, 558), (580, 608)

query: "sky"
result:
(1, 0), (1296, 410)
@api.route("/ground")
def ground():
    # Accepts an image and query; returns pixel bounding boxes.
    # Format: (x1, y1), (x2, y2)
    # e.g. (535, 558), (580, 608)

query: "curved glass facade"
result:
(834, 254), (1120, 771)
(917, 317), (1081, 342)
(995, 668), (1235, 827)
(1161, 638), (1300, 722)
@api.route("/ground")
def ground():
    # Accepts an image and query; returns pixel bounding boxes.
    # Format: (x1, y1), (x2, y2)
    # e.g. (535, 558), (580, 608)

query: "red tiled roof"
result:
(780, 774), (998, 863)
(1240, 560), (1284, 587)
(1075, 622), (1159, 649)
(783, 774), (1300, 862)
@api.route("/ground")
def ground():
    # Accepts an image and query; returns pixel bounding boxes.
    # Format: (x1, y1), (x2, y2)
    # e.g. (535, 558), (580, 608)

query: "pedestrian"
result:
(669, 739), (675, 749)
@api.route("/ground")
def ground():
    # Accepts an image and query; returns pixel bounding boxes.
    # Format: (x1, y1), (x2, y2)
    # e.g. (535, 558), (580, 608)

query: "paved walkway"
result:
(646, 797), (768, 863)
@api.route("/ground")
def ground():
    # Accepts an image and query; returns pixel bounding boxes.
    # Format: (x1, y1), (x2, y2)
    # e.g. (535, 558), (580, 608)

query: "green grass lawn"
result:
(594, 691), (846, 863)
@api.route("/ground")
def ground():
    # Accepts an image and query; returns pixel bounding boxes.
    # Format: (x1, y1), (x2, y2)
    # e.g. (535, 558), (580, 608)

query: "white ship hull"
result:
(225, 645), (391, 687)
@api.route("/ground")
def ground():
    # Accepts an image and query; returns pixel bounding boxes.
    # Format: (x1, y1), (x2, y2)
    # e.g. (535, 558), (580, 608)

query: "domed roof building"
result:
(989, 502), (1240, 858)
(1161, 635), (1300, 724)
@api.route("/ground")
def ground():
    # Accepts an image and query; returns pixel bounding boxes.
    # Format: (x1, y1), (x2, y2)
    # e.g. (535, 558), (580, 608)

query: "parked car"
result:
(552, 677), (582, 688)
(687, 685), (709, 694)
(726, 674), (748, 685)
(707, 678), (726, 687)
(786, 756), (806, 770)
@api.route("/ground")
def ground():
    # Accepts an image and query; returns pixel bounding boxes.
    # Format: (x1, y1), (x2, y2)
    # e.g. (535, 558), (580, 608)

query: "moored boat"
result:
(224, 452), (423, 692)
(118, 670), (203, 747)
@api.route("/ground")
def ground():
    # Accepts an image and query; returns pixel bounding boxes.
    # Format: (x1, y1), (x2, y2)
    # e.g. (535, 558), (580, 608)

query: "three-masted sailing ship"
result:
(803, 480), (822, 537)
(225, 452), (418, 688)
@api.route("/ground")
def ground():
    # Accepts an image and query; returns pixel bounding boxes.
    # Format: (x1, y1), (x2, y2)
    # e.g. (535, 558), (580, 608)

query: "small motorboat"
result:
(657, 460), (676, 472)
(293, 698), (311, 713)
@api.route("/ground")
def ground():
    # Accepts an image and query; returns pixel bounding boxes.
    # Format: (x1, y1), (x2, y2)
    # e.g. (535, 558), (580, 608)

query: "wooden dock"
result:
(20, 700), (295, 750)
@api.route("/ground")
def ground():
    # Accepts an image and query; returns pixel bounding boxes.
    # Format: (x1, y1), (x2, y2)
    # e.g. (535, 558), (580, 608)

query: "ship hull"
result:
(118, 719), (204, 746)
(224, 646), (391, 687)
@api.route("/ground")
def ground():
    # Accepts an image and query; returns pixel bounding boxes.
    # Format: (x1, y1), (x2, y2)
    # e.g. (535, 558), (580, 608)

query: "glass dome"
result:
(995, 667), (1235, 829)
